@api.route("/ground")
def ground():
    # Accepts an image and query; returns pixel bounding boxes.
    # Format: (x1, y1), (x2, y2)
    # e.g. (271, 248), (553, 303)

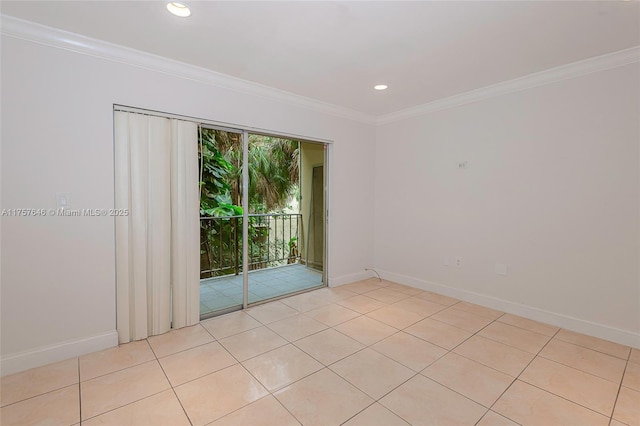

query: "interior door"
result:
(310, 165), (324, 271)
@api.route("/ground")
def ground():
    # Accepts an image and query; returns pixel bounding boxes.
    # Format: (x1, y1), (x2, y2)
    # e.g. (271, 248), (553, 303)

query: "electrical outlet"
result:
(454, 257), (462, 268)
(495, 263), (508, 276)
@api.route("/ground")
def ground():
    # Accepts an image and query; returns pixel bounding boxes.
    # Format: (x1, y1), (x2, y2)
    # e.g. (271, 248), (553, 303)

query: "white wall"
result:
(375, 63), (640, 347)
(0, 33), (376, 373)
(2, 19), (637, 376)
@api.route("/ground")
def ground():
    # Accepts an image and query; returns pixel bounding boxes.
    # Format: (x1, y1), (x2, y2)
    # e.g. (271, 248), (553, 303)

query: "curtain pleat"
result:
(115, 111), (199, 344)
(146, 117), (172, 336)
(170, 120), (200, 329)
(114, 112), (132, 343)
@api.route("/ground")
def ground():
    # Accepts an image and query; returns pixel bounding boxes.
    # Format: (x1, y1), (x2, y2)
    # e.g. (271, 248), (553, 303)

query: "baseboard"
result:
(1, 330), (119, 376)
(329, 270), (375, 287)
(375, 270), (640, 349)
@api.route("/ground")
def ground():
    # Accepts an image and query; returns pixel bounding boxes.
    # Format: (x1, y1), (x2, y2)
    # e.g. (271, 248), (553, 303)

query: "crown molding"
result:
(0, 15), (376, 125)
(2, 15), (638, 127)
(377, 45), (640, 125)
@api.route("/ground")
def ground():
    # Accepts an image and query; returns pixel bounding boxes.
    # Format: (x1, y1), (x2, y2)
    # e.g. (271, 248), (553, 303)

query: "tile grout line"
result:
(514, 380), (620, 421)
(0, 381), (79, 411)
(317, 299), (489, 425)
(77, 357), (82, 425)
(487, 326), (626, 423)
(79, 388), (172, 424)
(411, 308), (572, 424)
(78, 357), (157, 384)
(479, 327), (562, 425)
(76, 339), (157, 383)
(552, 336), (632, 361)
(80, 342), (171, 421)
(202, 304), (319, 416)
(534, 351), (628, 385)
(81, 302), (318, 425)
(327, 326), (422, 425)
(260, 304), (418, 424)
(607, 350), (632, 426)
(514, 354), (630, 419)
(270, 390), (305, 426)
(249, 284), (396, 424)
(449, 319), (625, 386)
(337, 400), (382, 426)
(148, 326), (218, 360)
(474, 409), (523, 426)
(236, 361), (306, 425)
(344, 306), (506, 425)
(147, 335), (194, 425)
(410, 313), (508, 425)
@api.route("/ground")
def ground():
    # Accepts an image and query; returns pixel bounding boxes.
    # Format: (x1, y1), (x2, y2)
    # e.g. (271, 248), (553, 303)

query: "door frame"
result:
(114, 105), (332, 314)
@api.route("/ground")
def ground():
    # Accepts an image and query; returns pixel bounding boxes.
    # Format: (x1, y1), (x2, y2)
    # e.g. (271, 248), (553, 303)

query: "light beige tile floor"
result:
(1, 278), (638, 426)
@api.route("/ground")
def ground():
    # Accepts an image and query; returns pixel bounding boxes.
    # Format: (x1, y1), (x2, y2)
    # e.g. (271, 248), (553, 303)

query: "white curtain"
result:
(114, 111), (200, 343)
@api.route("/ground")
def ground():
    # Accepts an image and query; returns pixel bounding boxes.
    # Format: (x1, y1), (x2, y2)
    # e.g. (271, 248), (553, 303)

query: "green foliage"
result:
(199, 131), (237, 217)
(199, 128), (301, 278)
(247, 135), (299, 212)
(201, 194), (243, 218)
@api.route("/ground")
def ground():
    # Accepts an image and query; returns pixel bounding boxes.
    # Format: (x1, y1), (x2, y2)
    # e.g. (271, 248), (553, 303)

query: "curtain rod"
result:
(113, 104), (332, 145)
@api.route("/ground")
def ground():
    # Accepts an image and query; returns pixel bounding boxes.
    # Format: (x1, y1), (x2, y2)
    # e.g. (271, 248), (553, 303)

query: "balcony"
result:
(200, 213), (323, 316)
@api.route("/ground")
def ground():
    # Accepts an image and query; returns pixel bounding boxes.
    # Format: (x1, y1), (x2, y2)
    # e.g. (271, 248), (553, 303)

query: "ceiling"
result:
(2, 1), (639, 117)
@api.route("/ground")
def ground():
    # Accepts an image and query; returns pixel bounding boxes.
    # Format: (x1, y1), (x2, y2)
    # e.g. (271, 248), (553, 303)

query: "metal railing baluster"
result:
(200, 213), (302, 278)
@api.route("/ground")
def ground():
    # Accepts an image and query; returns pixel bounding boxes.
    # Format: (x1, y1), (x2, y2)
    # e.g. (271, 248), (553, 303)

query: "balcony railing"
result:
(200, 213), (302, 279)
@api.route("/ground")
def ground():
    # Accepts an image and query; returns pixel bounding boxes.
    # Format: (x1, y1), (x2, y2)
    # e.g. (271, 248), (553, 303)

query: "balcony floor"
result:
(200, 263), (323, 315)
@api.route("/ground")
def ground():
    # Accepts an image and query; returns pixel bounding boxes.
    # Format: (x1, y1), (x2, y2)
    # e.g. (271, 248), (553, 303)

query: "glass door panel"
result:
(247, 136), (325, 304)
(199, 128), (244, 318)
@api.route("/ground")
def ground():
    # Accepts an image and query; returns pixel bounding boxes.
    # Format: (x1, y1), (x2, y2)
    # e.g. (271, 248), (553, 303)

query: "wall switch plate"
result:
(495, 263), (508, 276)
(56, 192), (70, 210)
(454, 257), (462, 268)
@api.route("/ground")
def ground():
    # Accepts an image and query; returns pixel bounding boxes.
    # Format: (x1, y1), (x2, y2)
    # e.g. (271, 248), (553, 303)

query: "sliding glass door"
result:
(198, 127), (327, 319)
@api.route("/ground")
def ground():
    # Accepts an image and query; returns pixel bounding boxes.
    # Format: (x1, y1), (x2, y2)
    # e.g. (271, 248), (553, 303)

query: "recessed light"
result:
(374, 84), (388, 91)
(167, 2), (191, 17)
